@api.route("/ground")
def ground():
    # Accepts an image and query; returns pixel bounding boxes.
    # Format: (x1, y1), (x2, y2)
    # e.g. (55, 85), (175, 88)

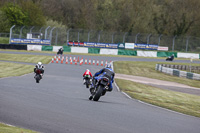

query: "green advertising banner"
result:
(88, 48), (100, 54)
(42, 46), (53, 51)
(118, 49), (137, 56)
(157, 52), (177, 57)
(118, 43), (125, 49)
(63, 46), (71, 52)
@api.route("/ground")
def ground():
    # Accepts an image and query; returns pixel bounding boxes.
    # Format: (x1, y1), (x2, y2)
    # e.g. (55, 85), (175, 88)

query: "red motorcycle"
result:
(35, 69), (43, 83)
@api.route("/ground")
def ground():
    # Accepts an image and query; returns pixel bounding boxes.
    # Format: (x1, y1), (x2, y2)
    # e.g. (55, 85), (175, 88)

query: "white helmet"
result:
(38, 62), (42, 65)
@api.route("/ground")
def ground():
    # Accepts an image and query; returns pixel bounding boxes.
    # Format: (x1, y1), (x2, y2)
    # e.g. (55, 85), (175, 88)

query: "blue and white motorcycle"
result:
(89, 72), (110, 101)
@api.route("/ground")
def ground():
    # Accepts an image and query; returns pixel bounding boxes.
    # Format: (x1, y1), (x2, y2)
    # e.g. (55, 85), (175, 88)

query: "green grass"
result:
(0, 53), (51, 64)
(115, 79), (200, 117)
(0, 37), (9, 44)
(114, 61), (200, 88)
(0, 123), (37, 133)
(0, 62), (34, 78)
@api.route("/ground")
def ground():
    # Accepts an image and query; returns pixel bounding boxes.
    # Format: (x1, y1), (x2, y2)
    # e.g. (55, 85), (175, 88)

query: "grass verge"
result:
(0, 37), (9, 44)
(0, 62), (33, 78)
(0, 123), (37, 133)
(0, 53), (51, 64)
(115, 79), (200, 117)
(114, 61), (200, 88)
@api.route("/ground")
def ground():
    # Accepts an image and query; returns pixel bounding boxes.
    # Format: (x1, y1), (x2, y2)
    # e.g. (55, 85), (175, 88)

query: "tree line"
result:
(0, 0), (200, 37)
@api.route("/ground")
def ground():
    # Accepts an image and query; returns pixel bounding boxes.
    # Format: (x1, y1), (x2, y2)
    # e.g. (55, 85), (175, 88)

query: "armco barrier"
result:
(180, 71), (187, 78)
(100, 48), (118, 55)
(186, 72), (193, 79)
(193, 73), (200, 80)
(53, 46), (63, 52)
(137, 51), (157, 57)
(71, 47), (88, 53)
(0, 44), (199, 58)
(173, 69), (180, 77)
(177, 52), (199, 59)
(27, 45), (42, 51)
(156, 64), (200, 80)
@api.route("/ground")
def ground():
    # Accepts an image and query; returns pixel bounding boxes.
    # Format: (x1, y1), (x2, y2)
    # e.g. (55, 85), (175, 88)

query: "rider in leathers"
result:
(90, 63), (115, 94)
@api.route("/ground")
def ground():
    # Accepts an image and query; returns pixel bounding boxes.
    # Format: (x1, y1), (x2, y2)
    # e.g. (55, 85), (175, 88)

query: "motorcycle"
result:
(57, 49), (63, 55)
(34, 68), (43, 83)
(166, 56), (174, 61)
(84, 75), (92, 88)
(89, 75), (110, 101)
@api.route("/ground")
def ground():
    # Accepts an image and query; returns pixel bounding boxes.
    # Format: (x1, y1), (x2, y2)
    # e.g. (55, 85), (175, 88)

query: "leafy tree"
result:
(0, 10), (10, 32)
(1, 3), (28, 26)
(20, 0), (46, 26)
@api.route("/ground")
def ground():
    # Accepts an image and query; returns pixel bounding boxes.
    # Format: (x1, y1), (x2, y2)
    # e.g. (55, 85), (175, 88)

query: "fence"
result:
(0, 33), (10, 37)
(8, 25), (200, 52)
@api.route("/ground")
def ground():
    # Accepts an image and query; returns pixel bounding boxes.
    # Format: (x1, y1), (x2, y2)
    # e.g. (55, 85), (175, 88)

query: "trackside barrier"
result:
(25, 45), (200, 59)
(156, 64), (200, 81)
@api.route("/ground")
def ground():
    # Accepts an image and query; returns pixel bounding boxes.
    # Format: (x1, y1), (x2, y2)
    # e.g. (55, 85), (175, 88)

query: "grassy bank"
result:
(0, 123), (37, 133)
(115, 79), (200, 117)
(0, 53), (51, 64)
(114, 61), (200, 88)
(0, 37), (9, 44)
(0, 62), (34, 78)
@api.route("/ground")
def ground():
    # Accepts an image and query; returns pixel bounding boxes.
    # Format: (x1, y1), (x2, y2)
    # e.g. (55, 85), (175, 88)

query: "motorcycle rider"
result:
(34, 62), (45, 79)
(57, 47), (63, 55)
(83, 69), (93, 84)
(170, 54), (174, 60)
(90, 63), (115, 94)
(166, 54), (174, 61)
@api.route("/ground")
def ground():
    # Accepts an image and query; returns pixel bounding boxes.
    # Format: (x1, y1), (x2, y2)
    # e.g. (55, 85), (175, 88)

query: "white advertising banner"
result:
(27, 45), (42, 51)
(71, 47), (88, 53)
(158, 46), (168, 51)
(125, 43), (135, 49)
(137, 51), (157, 57)
(177, 53), (199, 59)
(100, 49), (118, 55)
(53, 46), (63, 52)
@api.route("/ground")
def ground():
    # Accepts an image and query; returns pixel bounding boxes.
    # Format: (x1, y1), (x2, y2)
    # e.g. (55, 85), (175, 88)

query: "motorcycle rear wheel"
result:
(93, 85), (103, 101)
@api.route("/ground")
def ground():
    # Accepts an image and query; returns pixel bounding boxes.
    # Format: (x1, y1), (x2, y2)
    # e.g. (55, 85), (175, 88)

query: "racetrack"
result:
(0, 51), (200, 133)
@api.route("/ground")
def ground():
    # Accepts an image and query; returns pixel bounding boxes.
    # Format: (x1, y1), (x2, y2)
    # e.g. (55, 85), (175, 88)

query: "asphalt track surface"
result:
(0, 51), (200, 133)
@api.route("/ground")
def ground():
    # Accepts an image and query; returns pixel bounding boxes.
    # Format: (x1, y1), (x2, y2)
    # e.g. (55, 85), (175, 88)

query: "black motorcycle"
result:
(89, 76), (110, 101)
(34, 69), (43, 83)
(57, 48), (63, 55)
(84, 75), (92, 88)
(166, 55), (174, 61)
